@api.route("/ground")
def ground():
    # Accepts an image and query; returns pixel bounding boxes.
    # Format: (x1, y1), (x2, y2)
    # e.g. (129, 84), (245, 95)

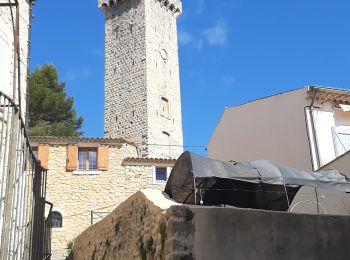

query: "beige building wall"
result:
(0, 0), (32, 114)
(32, 139), (172, 251)
(207, 87), (350, 215)
(208, 88), (313, 171)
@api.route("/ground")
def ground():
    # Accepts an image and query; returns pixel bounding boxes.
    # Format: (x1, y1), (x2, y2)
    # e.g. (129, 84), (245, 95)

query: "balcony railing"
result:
(0, 91), (52, 260)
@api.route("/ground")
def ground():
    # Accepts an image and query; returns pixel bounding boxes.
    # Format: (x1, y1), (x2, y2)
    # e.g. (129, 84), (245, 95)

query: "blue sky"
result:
(30, 0), (350, 156)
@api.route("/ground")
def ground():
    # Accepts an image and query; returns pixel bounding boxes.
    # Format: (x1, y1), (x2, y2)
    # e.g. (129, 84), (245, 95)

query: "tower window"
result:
(113, 25), (119, 39)
(161, 97), (169, 118)
(51, 211), (63, 228)
(162, 131), (171, 157)
(160, 49), (168, 61)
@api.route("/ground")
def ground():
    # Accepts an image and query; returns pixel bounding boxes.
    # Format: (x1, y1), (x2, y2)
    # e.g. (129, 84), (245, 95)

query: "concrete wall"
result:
(102, 0), (183, 159)
(0, 0), (31, 114)
(192, 206), (350, 260)
(40, 142), (167, 250)
(321, 150), (350, 174)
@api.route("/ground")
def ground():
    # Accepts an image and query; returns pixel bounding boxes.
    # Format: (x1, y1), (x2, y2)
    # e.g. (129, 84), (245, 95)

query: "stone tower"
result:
(99, 0), (184, 159)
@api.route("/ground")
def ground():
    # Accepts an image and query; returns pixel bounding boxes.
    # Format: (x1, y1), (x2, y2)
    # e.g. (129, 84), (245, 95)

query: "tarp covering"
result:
(164, 152), (350, 211)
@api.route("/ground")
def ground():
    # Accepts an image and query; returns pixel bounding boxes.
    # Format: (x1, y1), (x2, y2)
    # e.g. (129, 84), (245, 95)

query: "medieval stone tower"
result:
(99, 0), (184, 159)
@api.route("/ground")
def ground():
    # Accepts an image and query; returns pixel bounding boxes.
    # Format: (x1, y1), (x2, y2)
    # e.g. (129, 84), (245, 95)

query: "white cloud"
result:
(178, 29), (192, 45)
(202, 20), (228, 45)
(63, 67), (91, 82)
(93, 48), (104, 57)
(196, 0), (205, 14)
(223, 76), (235, 86)
(196, 39), (204, 52)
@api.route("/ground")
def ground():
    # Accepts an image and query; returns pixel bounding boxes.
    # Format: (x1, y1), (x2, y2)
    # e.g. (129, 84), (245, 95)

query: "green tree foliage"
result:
(28, 64), (83, 136)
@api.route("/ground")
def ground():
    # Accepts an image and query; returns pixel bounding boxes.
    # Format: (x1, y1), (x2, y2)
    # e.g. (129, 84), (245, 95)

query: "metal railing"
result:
(90, 211), (110, 226)
(0, 91), (52, 260)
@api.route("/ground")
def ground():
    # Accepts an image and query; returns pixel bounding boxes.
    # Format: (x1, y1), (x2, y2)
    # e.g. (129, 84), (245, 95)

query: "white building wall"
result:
(309, 102), (350, 169)
(0, 0), (31, 115)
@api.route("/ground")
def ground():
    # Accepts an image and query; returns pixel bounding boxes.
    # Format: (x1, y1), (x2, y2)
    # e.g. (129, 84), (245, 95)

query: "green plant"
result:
(67, 240), (74, 256)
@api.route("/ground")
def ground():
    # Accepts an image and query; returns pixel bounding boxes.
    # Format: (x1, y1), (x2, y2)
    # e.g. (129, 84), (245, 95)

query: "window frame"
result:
(77, 148), (98, 172)
(153, 166), (172, 184)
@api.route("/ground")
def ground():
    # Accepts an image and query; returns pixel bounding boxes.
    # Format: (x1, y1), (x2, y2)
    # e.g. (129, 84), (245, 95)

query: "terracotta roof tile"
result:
(29, 136), (135, 146)
(122, 157), (177, 166)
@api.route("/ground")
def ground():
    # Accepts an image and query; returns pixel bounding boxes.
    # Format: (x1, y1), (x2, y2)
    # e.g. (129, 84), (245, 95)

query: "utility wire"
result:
(135, 143), (206, 148)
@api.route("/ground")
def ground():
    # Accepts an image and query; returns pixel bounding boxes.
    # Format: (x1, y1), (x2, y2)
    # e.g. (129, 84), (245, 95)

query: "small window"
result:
(155, 167), (167, 182)
(51, 211), (62, 228)
(161, 97), (169, 118)
(78, 149), (97, 171)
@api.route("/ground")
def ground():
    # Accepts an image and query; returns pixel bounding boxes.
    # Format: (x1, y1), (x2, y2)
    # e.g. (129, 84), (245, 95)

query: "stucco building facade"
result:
(30, 136), (176, 252)
(208, 86), (350, 215)
(100, 0), (184, 159)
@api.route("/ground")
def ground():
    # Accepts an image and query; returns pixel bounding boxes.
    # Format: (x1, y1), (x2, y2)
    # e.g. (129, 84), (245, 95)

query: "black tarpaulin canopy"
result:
(164, 152), (350, 211)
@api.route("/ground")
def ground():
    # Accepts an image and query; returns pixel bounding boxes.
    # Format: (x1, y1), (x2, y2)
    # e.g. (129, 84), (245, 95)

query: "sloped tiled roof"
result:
(308, 86), (350, 104)
(122, 157), (177, 166)
(29, 136), (135, 146)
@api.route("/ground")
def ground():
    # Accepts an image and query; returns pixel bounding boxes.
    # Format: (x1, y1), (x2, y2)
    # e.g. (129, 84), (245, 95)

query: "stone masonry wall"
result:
(103, 0), (149, 154)
(72, 191), (194, 260)
(0, 0), (31, 114)
(46, 143), (166, 250)
(145, 0), (183, 159)
(102, 0), (183, 159)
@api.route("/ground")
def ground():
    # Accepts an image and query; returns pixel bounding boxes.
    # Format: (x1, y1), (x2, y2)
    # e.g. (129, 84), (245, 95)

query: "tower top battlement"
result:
(98, 0), (182, 16)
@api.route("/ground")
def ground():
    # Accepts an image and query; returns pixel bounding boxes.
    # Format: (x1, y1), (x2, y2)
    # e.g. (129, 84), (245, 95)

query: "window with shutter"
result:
(332, 126), (350, 157)
(78, 148), (97, 171)
(97, 146), (108, 171)
(67, 145), (78, 171)
(38, 145), (49, 169)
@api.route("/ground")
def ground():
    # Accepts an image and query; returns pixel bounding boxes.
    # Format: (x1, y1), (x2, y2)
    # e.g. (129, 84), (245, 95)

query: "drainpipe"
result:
(12, 0), (20, 108)
(0, 1), (19, 107)
(26, 0), (35, 127)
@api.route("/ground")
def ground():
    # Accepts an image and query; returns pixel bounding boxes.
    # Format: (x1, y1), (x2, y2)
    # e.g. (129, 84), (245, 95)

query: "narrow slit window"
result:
(161, 97), (169, 118)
